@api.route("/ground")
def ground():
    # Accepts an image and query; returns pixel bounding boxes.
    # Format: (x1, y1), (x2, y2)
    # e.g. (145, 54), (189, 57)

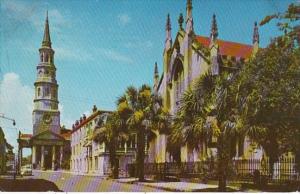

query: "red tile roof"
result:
(20, 134), (32, 140)
(196, 36), (253, 59)
(72, 110), (112, 133)
(60, 132), (71, 140)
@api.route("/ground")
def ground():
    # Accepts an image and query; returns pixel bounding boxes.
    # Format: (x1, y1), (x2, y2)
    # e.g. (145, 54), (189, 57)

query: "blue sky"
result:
(0, 0), (295, 154)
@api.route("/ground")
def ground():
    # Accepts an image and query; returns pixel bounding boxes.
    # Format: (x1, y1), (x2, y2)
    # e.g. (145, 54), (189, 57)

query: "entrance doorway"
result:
(44, 146), (52, 170)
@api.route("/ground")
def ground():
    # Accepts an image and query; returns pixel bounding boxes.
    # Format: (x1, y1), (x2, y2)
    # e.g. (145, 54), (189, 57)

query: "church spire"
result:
(42, 10), (52, 48)
(165, 14), (172, 52)
(186, 0), (192, 20)
(166, 13), (171, 31)
(253, 21), (259, 44)
(185, 0), (194, 34)
(210, 14), (218, 42)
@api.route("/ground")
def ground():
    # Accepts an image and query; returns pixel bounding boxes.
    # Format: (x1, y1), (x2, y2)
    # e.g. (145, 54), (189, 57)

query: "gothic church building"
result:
(148, 0), (262, 163)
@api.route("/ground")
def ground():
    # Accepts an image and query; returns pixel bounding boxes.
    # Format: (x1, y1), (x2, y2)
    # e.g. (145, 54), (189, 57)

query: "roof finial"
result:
(178, 13), (184, 30)
(153, 62), (159, 91)
(185, 0), (194, 34)
(154, 62), (159, 77)
(186, 0), (193, 20)
(165, 14), (172, 51)
(253, 21), (259, 44)
(42, 10), (51, 48)
(166, 13), (171, 31)
(210, 14), (218, 41)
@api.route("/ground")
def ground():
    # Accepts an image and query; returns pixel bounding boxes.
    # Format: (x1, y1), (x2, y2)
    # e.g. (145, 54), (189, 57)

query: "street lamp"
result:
(0, 113), (16, 126)
(0, 113), (17, 179)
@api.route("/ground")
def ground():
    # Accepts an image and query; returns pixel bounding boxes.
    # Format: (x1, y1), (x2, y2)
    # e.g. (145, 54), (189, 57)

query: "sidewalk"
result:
(115, 178), (235, 192)
(32, 170), (240, 192)
(33, 169), (108, 178)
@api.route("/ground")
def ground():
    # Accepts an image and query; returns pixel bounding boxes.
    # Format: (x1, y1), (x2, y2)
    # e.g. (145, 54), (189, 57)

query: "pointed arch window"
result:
(173, 61), (184, 110)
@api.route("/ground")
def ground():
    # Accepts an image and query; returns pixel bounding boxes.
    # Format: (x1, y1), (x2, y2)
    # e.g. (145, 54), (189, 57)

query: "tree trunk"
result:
(109, 138), (119, 179)
(137, 127), (145, 181)
(218, 172), (227, 192)
(217, 136), (227, 192)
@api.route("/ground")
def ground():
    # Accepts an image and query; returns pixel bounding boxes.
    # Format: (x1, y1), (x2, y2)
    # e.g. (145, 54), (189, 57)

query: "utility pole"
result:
(0, 113), (16, 179)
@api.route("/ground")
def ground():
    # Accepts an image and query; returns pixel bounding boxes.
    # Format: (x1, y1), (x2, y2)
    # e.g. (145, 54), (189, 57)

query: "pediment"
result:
(32, 130), (65, 141)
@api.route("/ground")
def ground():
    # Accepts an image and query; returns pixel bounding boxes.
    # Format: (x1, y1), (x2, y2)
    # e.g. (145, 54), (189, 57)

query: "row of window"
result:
(40, 52), (53, 63)
(71, 156), (100, 171)
(38, 70), (55, 78)
(71, 134), (138, 156)
(36, 87), (57, 98)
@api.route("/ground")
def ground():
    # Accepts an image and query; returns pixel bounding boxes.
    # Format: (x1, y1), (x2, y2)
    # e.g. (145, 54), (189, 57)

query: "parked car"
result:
(21, 164), (32, 176)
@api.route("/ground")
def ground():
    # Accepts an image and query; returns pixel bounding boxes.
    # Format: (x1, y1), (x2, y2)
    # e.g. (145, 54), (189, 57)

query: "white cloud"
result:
(98, 48), (133, 64)
(117, 14), (131, 26)
(1, 0), (70, 33)
(0, 72), (34, 153)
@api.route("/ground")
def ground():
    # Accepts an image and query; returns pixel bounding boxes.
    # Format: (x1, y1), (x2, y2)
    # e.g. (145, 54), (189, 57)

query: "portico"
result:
(18, 130), (66, 170)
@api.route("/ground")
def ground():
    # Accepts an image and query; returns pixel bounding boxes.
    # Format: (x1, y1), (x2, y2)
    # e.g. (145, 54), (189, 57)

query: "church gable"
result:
(32, 130), (65, 141)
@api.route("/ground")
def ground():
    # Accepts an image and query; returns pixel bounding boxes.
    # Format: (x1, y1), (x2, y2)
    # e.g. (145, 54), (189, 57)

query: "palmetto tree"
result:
(169, 71), (243, 191)
(117, 85), (171, 181)
(117, 85), (152, 181)
(93, 112), (128, 179)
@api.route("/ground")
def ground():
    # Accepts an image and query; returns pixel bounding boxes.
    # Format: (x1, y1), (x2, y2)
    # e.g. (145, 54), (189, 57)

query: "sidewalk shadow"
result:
(0, 178), (62, 191)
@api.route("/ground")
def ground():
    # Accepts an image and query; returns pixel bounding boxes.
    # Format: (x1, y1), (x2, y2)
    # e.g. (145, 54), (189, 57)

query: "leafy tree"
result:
(236, 3), (300, 174)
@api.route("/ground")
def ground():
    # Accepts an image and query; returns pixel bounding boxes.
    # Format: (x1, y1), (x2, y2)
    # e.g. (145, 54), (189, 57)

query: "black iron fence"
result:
(127, 157), (300, 183)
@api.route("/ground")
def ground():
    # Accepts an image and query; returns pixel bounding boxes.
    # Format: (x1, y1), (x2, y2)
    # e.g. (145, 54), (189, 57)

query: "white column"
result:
(52, 146), (56, 170)
(60, 146), (63, 169)
(41, 146), (45, 170)
(125, 142), (127, 153)
(32, 146), (36, 168)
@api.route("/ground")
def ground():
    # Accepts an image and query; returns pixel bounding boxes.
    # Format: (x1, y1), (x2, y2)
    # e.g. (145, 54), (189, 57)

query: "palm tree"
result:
(116, 85), (152, 181)
(117, 84), (172, 181)
(93, 112), (128, 179)
(169, 71), (243, 191)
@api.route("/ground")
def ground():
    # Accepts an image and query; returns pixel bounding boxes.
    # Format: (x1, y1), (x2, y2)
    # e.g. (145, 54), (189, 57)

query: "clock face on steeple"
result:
(43, 113), (52, 124)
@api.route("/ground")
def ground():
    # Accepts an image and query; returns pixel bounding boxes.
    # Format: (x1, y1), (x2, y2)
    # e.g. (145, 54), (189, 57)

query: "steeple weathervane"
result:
(42, 10), (52, 48)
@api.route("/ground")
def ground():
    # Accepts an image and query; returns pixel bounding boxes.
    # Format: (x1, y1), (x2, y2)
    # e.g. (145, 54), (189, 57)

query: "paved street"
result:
(0, 170), (165, 192)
